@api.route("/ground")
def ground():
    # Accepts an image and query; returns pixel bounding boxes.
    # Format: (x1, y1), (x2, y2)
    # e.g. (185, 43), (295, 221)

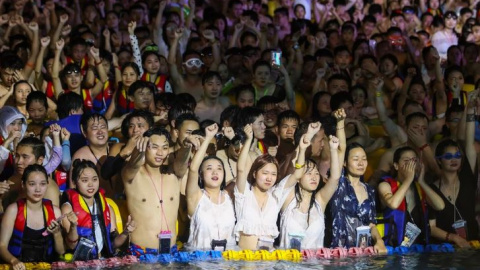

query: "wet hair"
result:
(198, 156), (227, 190)
(256, 96), (281, 111)
(121, 110), (154, 139)
(80, 113), (108, 134)
(344, 142), (366, 163)
(220, 105), (240, 128)
(61, 63), (82, 79)
(380, 53), (399, 66)
(330, 91), (353, 111)
(128, 80), (155, 96)
(143, 127), (172, 144)
(234, 84), (256, 103)
(121, 62), (141, 76)
(444, 65), (463, 81)
(363, 15), (377, 25)
(22, 164), (48, 184)
(294, 159), (322, 225)
(236, 106), (265, 129)
(405, 112), (428, 127)
(327, 74), (351, 90)
(276, 110), (300, 127)
(155, 92), (177, 110)
(0, 53), (24, 70)
(26, 89), (48, 110)
(350, 84), (368, 101)
(202, 71), (222, 85)
(358, 54), (377, 66)
(393, 146), (417, 164)
(175, 113), (199, 131)
(435, 138), (461, 160)
(168, 104), (194, 128)
(56, 92), (83, 119)
(17, 137), (46, 160)
(182, 49), (202, 62)
(141, 51), (160, 65)
(253, 60), (271, 73)
(71, 159), (99, 184)
(334, 45), (350, 56)
(176, 93), (197, 111)
(247, 154), (279, 186)
(312, 91), (331, 120)
(401, 99), (422, 115)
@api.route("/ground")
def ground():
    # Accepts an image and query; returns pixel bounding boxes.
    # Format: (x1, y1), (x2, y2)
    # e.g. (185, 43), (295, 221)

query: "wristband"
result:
(375, 91), (382, 97)
(336, 126), (344, 130)
(67, 237), (79, 243)
(467, 114), (476, 122)
(418, 143), (429, 152)
(294, 163), (305, 169)
(95, 60), (103, 66)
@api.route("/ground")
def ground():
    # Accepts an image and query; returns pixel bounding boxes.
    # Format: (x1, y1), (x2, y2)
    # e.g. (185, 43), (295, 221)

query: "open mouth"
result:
(212, 176), (219, 181)
(87, 189), (95, 194)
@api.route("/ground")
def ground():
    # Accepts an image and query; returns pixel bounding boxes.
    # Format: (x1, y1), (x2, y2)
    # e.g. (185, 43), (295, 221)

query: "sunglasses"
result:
(184, 58), (204, 68)
(436, 151), (462, 160)
(65, 69), (81, 75)
(445, 14), (458, 20)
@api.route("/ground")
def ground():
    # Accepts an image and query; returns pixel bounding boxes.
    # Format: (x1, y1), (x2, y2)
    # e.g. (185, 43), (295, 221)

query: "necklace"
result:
(144, 165), (170, 231)
(88, 145), (109, 166)
(226, 157), (235, 178)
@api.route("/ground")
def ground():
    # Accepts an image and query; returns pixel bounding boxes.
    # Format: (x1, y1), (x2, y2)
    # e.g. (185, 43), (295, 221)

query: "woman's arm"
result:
(52, 39), (65, 100)
(128, 21), (144, 77)
(186, 124), (218, 215)
(417, 164), (444, 211)
(23, 22), (40, 80)
(113, 214), (135, 248)
(0, 204), (23, 269)
(50, 14), (68, 51)
(317, 135), (341, 210)
(429, 219), (470, 247)
(369, 223), (387, 254)
(61, 203), (79, 250)
(378, 160), (415, 209)
(333, 109), (347, 166)
(236, 124), (254, 194)
(462, 91), (478, 173)
(34, 37), (50, 90)
(50, 207), (65, 255)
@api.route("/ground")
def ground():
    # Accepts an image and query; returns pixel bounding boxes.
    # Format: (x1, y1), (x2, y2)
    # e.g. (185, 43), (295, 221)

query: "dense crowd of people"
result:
(0, 0), (478, 269)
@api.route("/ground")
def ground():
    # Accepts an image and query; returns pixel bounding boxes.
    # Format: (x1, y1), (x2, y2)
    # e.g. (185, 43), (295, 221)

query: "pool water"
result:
(112, 250), (480, 270)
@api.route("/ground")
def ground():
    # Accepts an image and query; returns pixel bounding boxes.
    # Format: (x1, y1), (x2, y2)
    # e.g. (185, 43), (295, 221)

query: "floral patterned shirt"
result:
(329, 175), (377, 248)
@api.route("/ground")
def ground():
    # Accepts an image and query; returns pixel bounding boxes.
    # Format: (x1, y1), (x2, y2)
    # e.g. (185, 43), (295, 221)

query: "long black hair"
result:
(294, 159), (323, 226)
(198, 156), (227, 190)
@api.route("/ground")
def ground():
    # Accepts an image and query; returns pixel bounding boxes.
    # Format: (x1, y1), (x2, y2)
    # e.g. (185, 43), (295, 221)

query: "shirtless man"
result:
(122, 128), (180, 253)
(0, 137), (60, 211)
(168, 28), (204, 101)
(194, 71), (230, 123)
(70, 113), (111, 195)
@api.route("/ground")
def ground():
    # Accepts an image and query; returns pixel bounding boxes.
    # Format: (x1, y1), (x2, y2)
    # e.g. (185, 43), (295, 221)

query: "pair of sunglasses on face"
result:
(184, 58), (204, 68)
(65, 69), (81, 75)
(436, 151), (462, 160)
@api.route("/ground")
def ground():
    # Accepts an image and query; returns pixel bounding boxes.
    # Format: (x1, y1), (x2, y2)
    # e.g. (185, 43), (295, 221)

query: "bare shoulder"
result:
(109, 143), (125, 156)
(216, 149), (227, 160)
(72, 146), (91, 160)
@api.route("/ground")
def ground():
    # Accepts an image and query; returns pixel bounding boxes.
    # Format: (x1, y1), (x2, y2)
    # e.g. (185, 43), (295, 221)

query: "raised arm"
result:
(417, 164), (444, 211)
(186, 123), (218, 215)
(50, 14), (68, 51)
(184, 0), (196, 29)
(203, 30), (221, 71)
(229, 23), (244, 49)
(128, 21), (144, 76)
(168, 28), (185, 92)
(285, 122), (322, 189)
(236, 124), (253, 194)
(317, 135), (340, 210)
(277, 64), (295, 110)
(34, 36), (50, 89)
(333, 109), (347, 165)
(464, 90), (478, 172)
(52, 39), (65, 100)
(88, 47), (109, 98)
(23, 22), (40, 79)
(121, 137), (149, 184)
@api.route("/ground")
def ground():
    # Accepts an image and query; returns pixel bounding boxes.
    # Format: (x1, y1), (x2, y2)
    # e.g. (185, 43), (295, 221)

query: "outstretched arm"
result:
(121, 137), (149, 184)
(236, 124), (253, 194)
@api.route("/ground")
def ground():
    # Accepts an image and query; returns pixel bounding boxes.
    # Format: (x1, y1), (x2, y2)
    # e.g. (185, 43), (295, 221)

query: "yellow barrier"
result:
(222, 249), (302, 261)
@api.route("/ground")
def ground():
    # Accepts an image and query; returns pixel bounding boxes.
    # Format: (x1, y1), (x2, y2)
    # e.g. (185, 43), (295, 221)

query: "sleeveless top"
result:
(234, 176), (290, 241)
(279, 196), (325, 249)
(186, 191), (236, 249)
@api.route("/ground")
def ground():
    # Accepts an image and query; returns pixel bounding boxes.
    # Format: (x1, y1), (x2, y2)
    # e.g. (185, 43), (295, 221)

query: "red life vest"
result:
(65, 89), (93, 112)
(65, 189), (113, 258)
(117, 88), (135, 115)
(93, 80), (114, 113)
(140, 73), (167, 94)
(8, 199), (55, 257)
(45, 81), (55, 100)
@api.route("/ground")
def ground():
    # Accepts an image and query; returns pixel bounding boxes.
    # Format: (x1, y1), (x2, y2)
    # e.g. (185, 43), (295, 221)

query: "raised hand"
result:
(50, 124), (61, 137)
(202, 29), (215, 41)
(174, 28), (184, 40)
(205, 123), (219, 139)
(372, 76), (384, 92)
(243, 124), (253, 140)
(127, 21), (137, 35)
(56, 39), (65, 51)
(28, 21), (39, 31)
(222, 127), (235, 140)
(102, 28), (110, 38)
(234, 22), (244, 33)
(90, 47), (100, 59)
(131, 137), (149, 165)
(59, 14), (69, 24)
(333, 108), (346, 121)
(60, 128), (70, 141)
(299, 134), (311, 149)
(40, 36), (51, 47)
(0, 14), (9, 26)
(306, 121), (321, 139)
(329, 135), (339, 150)
(316, 68), (326, 78)
(0, 180), (13, 196)
(184, 134), (202, 150)
(61, 25), (71, 36)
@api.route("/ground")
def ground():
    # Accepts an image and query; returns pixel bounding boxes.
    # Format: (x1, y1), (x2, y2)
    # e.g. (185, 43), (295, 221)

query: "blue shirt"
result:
(329, 174), (377, 248)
